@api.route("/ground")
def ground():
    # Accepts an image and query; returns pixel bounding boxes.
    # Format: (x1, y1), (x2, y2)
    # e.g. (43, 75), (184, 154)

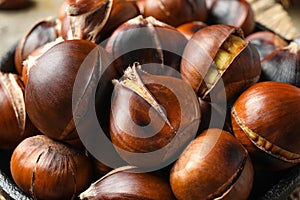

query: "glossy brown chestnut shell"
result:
(246, 31), (288, 61)
(25, 40), (115, 147)
(0, 72), (37, 149)
(14, 17), (60, 75)
(80, 166), (175, 200)
(260, 42), (300, 87)
(10, 135), (93, 200)
(110, 64), (201, 168)
(176, 21), (207, 40)
(137, 0), (208, 27)
(206, 0), (255, 35)
(170, 128), (254, 200)
(180, 24), (261, 103)
(231, 81), (300, 171)
(105, 15), (188, 76)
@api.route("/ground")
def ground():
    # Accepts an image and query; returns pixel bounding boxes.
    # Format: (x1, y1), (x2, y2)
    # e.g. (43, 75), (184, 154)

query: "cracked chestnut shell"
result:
(25, 40), (115, 148)
(110, 64), (201, 168)
(170, 129), (254, 200)
(0, 72), (37, 149)
(137, 0), (208, 27)
(80, 166), (175, 200)
(180, 24), (261, 103)
(10, 135), (93, 200)
(231, 81), (300, 171)
(105, 15), (188, 76)
(260, 42), (300, 87)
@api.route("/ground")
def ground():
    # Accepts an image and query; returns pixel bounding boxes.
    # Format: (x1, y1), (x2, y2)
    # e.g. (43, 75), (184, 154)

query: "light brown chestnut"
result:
(137, 0), (208, 27)
(10, 135), (93, 200)
(0, 72), (37, 149)
(80, 166), (175, 200)
(24, 40), (116, 148)
(105, 15), (188, 76)
(110, 63), (201, 168)
(206, 0), (255, 35)
(246, 31), (288, 61)
(180, 24), (261, 103)
(231, 81), (300, 171)
(176, 21), (207, 40)
(170, 128), (254, 200)
(61, 0), (139, 43)
(260, 42), (300, 87)
(14, 17), (61, 75)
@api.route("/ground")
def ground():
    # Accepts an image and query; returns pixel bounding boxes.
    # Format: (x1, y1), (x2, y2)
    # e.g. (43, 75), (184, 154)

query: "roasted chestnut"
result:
(14, 17), (61, 75)
(25, 40), (115, 148)
(0, 72), (37, 149)
(231, 81), (300, 171)
(180, 24), (261, 103)
(246, 31), (288, 61)
(10, 135), (93, 200)
(80, 166), (175, 200)
(137, 0), (208, 27)
(61, 0), (139, 43)
(110, 63), (200, 168)
(170, 128), (254, 200)
(105, 15), (188, 76)
(176, 21), (207, 40)
(206, 0), (255, 35)
(260, 42), (300, 87)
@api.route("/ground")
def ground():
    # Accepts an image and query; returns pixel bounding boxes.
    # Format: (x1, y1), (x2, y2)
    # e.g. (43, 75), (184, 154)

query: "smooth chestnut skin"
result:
(106, 15), (188, 76)
(14, 17), (60, 75)
(170, 129), (254, 200)
(260, 42), (300, 87)
(25, 40), (115, 147)
(180, 24), (261, 103)
(110, 65), (200, 168)
(246, 31), (288, 61)
(10, 135), (93, 200)
(231, 81), (300, 171)
(137, 0), (208, 27)
(206, 0), (255, 35)
(80, 167), (175, 200)
(0, 72), (37, 149)
(176, 21), (207, 40)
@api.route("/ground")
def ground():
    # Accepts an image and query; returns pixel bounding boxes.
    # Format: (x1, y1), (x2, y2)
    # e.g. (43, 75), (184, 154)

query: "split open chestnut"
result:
(231, 81), (300, 171)
(170, 128), (254, 200)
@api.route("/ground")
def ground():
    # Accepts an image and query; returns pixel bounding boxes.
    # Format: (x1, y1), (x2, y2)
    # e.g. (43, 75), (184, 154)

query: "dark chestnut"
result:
(10, 135), (93, 200)
(231, 81), (300, 171)
(110, 63), (200, 168)
(137, 0), (208, 27)
(170, 128), (254, 200)
(80, 166), (175, 200)
(206, 0), (255, 35)
(0, 0), (30, 9)
(0, 72), (37, 149)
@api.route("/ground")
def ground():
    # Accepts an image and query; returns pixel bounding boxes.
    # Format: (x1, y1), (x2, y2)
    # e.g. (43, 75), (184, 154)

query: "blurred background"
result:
(0, 0), (300, 57)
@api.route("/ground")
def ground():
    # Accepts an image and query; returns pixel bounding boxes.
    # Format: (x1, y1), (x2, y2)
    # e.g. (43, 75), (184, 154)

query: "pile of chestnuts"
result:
(1, 0), (300, 199)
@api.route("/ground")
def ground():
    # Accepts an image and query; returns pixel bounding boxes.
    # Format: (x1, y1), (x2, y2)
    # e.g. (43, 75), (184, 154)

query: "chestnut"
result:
(110, 63), (200, 168)
(14, 17), (61, 75)
(176, 21), (207, 40)
(231, 81), (300, 171)
(0, 72), (37, 149)
(24, 39), (115, 148)
(0, 0), (30, 9)
(61, 0), (139, 43)
(260, 42), (300, 87)
(206, 0), (255, 35)
(137, 0), (208, 27)
(10, 135), (93, 200)
(105, 15), (188, 76)
(80, 166), (175, 200)
(246, 31), (288, 61)
(180, 24), (261, 103)
(170, 128), (254, 200)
